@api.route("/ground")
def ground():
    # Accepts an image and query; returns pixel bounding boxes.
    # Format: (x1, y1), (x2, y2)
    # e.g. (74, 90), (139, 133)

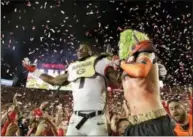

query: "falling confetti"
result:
(32, 26), (36, 30)
(44, 2), (47, 9)
(61, 10), (65, 14)
(27, 1), (31, 7)
(30, 38), (34, 41)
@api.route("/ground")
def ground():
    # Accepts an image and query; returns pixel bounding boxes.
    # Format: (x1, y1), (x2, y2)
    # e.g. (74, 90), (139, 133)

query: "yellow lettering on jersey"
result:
(68, 56), (97, 81)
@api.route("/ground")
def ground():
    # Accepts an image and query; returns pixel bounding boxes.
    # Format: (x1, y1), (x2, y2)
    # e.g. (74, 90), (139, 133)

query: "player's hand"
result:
(22, 57), (37, 72)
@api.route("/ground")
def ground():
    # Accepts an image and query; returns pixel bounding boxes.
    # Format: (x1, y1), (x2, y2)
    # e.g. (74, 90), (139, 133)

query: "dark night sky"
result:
(1, 0), (192, 86)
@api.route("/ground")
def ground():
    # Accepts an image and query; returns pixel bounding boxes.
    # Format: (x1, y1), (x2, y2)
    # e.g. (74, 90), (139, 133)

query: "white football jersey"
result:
(69, 57), (113, 111)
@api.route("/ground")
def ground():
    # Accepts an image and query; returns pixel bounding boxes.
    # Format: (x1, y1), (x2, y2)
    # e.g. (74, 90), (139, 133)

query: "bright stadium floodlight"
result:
(1, 79), (13, 86)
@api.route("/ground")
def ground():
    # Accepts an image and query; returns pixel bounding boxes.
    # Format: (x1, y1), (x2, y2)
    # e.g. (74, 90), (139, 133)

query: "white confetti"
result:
(50, 28), (55, 33)
(184, 29), (187, 33)
(44, 2), (47, 9)
(86, 11), (94, 15)
(48, 32), (51, 38)
(29, 50), (35, 55)
(14, 8), (17, 12)
(98, 22), (101, 28)
(187, 13), (191, 18)
(27, 1), (31, 7)
(40, 37), (43, 41)
(61, 10), (65, 14)
(47, 20), (50, 23)
(30, 38), (34, 41)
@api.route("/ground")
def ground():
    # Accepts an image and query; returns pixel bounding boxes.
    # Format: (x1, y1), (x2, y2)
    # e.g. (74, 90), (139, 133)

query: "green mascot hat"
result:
(119, 29), (150, 60)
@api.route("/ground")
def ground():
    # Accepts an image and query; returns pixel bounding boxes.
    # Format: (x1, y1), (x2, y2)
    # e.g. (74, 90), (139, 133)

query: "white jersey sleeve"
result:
(95, 57), (113, 76)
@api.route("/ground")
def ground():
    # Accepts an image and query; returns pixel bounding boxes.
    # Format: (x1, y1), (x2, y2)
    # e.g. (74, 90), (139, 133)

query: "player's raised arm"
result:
(22, 57), (69, 86)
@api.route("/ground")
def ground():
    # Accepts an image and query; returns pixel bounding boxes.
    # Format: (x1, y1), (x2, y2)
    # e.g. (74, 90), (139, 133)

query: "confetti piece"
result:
(29, 50), (35, 55)
(27, 1), (31, 7)
(50, 28), (55, 33)
(61, 10), (65, 14)
(30, 38), (34, 41)
(44, 2), (47, 9)
(40, 37), (43, 41)
(48, 32), (51, 38)
(86, 11), (94, 15)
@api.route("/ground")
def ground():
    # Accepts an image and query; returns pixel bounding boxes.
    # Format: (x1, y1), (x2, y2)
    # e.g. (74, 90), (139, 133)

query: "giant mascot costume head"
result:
(119, 29), (154, 60)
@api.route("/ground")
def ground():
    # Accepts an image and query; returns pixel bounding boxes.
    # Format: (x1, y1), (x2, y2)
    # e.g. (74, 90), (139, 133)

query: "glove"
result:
(158, 63), (167, 79)
(22, 57), (36, 72)
(22, 57), (42, 77)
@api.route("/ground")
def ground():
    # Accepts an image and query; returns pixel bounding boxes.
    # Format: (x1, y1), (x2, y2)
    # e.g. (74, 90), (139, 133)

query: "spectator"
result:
(168, 99), (192, 136)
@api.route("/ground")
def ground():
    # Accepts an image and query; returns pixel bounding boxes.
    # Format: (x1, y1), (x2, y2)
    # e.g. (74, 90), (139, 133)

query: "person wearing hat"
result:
(118, 29), (175, 136)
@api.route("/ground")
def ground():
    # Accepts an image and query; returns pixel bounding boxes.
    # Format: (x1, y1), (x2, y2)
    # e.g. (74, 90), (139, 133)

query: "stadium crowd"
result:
(1, 84), (192, 136)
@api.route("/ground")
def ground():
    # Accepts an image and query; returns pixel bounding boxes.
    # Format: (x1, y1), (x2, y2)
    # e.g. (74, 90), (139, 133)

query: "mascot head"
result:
(118, 29), (150, 60)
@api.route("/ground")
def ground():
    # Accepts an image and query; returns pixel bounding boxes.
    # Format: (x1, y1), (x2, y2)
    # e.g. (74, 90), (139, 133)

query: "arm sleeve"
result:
(95, 57), (113, 76)
(121, 52), (155, 78)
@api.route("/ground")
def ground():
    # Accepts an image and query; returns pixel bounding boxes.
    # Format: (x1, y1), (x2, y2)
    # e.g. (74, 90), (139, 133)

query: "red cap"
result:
(33, 108), (43, 117)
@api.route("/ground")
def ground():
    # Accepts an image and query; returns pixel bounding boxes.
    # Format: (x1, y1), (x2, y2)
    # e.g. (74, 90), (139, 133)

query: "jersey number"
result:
(79, 78), (85, 89)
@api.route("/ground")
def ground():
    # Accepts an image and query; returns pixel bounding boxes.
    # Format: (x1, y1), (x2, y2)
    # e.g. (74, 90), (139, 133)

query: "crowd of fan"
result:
(1, 85), (192, 136)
